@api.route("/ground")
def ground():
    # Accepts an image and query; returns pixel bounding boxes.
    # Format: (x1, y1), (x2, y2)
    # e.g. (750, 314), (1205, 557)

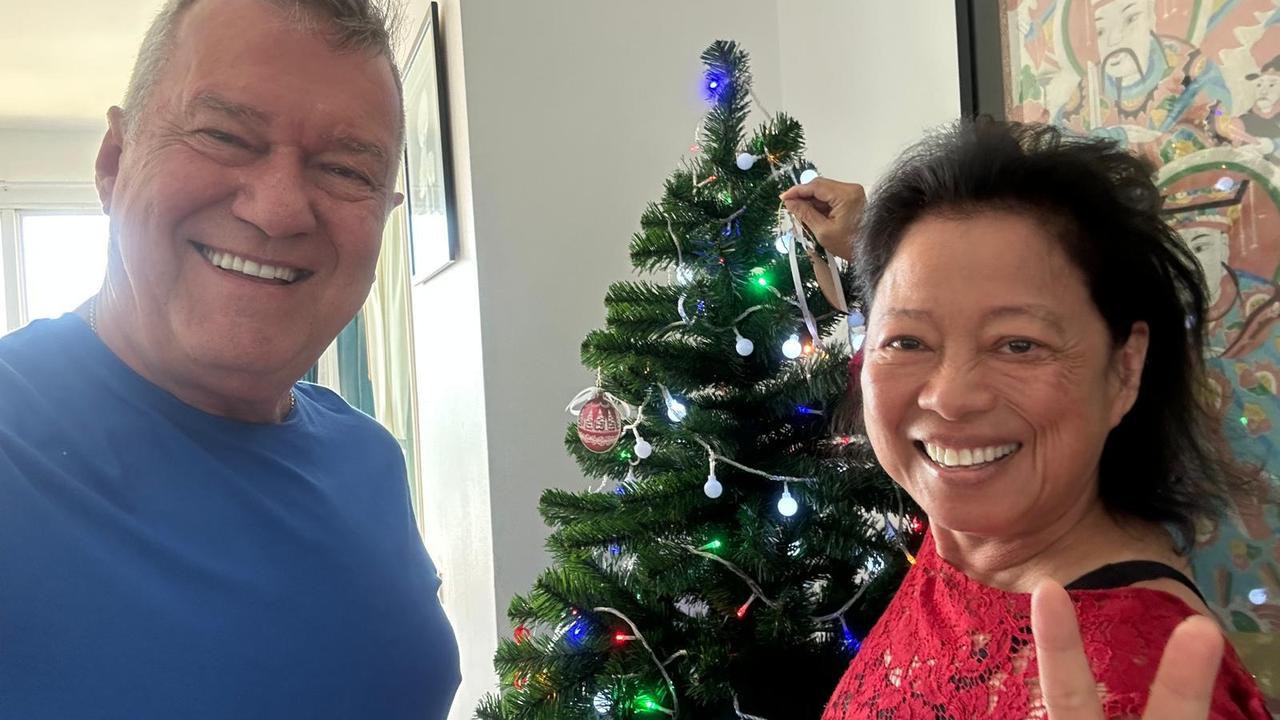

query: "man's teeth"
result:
(923, 442), (1020, 468)
(200, 247), (301, 283)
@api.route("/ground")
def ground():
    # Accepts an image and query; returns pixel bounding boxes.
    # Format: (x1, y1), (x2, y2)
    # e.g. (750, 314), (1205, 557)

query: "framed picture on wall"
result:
(953, 0), (1008, 119)
(402, 1), (457, 284)
(959, 0), (1280, 707)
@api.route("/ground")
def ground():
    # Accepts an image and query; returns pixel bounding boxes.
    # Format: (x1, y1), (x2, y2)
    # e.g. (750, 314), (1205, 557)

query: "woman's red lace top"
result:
(823, 532), (1270, 719)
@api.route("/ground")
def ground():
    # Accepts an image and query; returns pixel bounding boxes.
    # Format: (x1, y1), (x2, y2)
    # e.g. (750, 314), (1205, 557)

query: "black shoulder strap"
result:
(1065, 561), (1206, 605)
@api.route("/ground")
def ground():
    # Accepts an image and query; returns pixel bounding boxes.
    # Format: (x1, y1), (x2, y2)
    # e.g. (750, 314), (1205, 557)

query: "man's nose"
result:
(231, 150), (318, 239)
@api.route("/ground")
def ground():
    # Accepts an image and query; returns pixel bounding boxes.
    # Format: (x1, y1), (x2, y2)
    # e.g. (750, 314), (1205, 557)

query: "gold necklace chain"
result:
(87, 295), (296, 415)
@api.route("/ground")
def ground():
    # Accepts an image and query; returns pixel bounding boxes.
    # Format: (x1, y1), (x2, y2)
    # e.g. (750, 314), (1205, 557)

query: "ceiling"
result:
(0, 0), (165, 129)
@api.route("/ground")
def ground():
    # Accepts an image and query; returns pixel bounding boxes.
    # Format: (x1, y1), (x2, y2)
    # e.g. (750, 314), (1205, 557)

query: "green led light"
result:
(1240, 416), (1249, 426)
(634, 694), (661, 713)
(699, 539), (724, 552)
(756, 277), (768, 287)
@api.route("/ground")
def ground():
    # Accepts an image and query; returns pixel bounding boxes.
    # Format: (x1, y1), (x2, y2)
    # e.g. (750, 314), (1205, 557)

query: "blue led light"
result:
(842, 625), (862, 655)
(566, 618), (590, 647)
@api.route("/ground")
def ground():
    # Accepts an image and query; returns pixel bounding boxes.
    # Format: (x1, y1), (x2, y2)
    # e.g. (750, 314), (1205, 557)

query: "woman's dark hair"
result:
(854, 119), (1249, 547)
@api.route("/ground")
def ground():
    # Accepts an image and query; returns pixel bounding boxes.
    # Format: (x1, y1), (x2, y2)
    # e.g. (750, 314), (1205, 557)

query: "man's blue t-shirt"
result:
(0, 315), (460, 719)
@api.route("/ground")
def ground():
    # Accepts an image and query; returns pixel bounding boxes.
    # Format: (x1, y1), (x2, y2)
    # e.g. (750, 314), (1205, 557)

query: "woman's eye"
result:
(1003, 339), (1037, 354)
(887, 337), (924, 351)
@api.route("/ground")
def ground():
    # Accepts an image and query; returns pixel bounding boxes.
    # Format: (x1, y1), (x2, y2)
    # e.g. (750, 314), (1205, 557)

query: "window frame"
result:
(0, 181), (103, 333)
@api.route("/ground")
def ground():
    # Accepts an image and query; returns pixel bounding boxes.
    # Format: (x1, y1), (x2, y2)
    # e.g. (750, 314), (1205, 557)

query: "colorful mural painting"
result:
(1002, 0), (1280, 708)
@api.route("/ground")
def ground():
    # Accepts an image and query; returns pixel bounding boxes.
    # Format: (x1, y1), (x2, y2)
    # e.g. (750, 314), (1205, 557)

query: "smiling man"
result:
(0, 1), (460, 718)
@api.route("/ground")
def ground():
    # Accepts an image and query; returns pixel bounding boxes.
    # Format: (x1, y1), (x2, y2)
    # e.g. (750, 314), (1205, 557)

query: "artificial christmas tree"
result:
(476, 41), (920, 720)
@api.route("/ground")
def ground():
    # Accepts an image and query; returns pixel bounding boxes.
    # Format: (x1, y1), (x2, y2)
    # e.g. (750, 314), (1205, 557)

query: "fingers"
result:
(779, 177), (864, 206)
(1032, 582), (1105, 720)
(784, 197), (827, 231)
(1141, 615), (1224, 720)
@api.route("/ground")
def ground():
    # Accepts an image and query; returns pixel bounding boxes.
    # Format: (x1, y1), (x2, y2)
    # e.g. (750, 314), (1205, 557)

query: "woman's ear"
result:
(1109, 321), (1150, 426)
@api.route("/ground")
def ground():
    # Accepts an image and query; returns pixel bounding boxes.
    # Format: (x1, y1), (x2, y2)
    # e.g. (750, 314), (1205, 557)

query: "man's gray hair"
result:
(121, 0), (405, 147)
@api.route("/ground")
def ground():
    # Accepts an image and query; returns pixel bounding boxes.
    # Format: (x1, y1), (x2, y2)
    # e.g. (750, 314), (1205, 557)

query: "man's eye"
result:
(324, 165), (373, 187)
(886, 337), (924, 351)
(200, 129), (246, 147)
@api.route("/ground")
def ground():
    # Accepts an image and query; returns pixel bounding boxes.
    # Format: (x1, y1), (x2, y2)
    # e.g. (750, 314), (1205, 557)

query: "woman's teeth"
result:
(923, 442), (1020, 468)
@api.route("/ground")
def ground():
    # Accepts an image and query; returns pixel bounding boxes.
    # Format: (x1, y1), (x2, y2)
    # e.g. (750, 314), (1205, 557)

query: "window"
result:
(14, 213), (109, 326)
(1, 184), (107, 336)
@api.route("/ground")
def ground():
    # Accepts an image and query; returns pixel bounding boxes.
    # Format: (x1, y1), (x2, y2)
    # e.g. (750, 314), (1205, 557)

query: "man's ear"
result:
(95, 107), (127, 214)
(1109, 321), (1150, 427)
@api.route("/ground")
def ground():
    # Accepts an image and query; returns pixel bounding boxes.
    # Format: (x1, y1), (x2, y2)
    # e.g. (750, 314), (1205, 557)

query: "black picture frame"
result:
(955, 0), (1008, 120)
(402, 2), (458, 284)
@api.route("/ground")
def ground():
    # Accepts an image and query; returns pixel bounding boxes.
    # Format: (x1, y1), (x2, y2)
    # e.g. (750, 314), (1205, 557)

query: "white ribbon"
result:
(565, 386), (634, 420)
(825, 251), (849, 314)
(785, 212), (822, 351)
(665, 214), (686, 270)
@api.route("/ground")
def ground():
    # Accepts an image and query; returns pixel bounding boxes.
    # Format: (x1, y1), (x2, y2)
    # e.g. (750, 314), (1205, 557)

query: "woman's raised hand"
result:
(1032, 581), (1224, 720)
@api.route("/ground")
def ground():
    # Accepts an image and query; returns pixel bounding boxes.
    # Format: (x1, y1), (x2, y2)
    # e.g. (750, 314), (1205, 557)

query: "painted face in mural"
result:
(1178, 226), (1230, 304)
(1093, 0), (1157, 83)
(1254, 73), (1280, 114)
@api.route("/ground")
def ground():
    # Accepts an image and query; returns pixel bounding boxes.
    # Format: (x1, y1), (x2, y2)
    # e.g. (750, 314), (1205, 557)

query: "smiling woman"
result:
(784, 120), (1272, 719)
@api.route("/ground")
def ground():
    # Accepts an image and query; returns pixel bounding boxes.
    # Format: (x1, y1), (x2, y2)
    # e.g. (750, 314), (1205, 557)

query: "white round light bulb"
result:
(667, 399), (687, 423)
(735, 332), (754, 357)
(799, 168), (819, 184)
(593, 690), (613, 714)
(782, 334), (803, 359)
(736, 152), (757, 171)
(634, 438), (652, 459)
(777, 488), (799, 517)
(704, 474), (723, 499)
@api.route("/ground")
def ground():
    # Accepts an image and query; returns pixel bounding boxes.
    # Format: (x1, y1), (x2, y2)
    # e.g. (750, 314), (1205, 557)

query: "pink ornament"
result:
(577, 395), (623, 453)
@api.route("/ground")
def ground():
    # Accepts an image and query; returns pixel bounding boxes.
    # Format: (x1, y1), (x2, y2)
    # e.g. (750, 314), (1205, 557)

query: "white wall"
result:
(777, 1), (962, 186)
(404, 3), (785, 716)
(396, 2), (499, 719)
(0, 125), (103, 187)
(460, 0), (785, 641)
(401, 3), (961, 718)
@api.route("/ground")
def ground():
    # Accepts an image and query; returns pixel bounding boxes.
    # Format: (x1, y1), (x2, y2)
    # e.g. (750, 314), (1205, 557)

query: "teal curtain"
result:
(336, 312), (377, 419)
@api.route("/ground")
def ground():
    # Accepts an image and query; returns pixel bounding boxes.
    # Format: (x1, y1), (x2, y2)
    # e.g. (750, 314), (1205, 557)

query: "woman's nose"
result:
(916, 358), (998, 421)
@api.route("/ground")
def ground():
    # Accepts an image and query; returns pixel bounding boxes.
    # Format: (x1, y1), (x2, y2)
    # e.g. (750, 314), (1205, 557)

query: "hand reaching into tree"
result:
(780, 178), (866, 262)
(1032, 581), (1225, 719)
